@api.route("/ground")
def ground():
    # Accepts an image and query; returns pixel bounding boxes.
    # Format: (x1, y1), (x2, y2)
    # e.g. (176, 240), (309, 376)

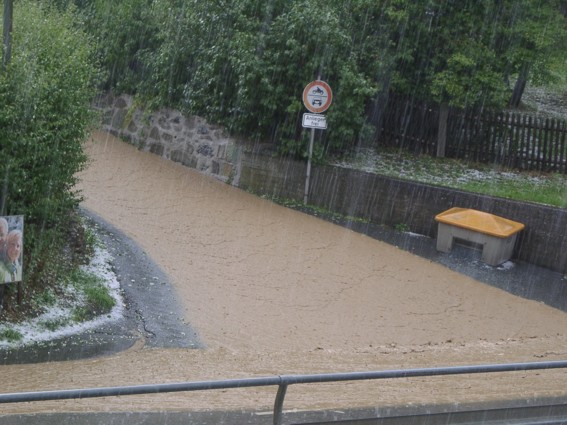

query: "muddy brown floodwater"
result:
(1, 130), (567, 415)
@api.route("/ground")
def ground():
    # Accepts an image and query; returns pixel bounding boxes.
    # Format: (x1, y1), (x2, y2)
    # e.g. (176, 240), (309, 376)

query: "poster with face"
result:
(0, 216), (24, 284)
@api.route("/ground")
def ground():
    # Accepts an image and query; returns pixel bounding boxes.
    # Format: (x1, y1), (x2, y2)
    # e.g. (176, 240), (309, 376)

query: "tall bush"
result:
(0, 1), (99, 306)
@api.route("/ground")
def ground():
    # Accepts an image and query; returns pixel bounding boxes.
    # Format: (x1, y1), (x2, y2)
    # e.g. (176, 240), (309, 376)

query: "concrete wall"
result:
(239, 156), (567, 274)
(97, 94), (567, 274)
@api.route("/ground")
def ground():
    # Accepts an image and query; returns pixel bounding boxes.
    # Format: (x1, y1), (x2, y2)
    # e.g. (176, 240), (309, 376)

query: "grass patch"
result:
(30, 288), (58, 311)
(71, 306), (92, 323)
(83, 284), (115, 313)
(38, 317), (71, 332)
(461, 173), (567, 208)
(0, 328), (23, 343)
(334, 148), (567, 208)
(68, 269), (115, 322)
(0, 216), (121, 347)
(394, 223), (410, 232)
(258, 193), (371, 224)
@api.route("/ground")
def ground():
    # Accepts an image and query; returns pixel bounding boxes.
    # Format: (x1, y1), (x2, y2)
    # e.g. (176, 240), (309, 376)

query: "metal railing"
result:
(1, 360), (567, 425)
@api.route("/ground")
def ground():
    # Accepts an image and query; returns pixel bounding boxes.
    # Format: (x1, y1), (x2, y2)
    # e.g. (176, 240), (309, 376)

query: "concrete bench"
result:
(435, 207), (524, 266)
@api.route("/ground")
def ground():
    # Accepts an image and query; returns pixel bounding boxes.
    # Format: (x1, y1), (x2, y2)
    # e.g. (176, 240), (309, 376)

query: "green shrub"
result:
(83, 284), (115, 314)
(0, 1), (99, 311)
(38, 318), (70, 332)
(69, 269), (115, 322)
(0, 328), (23, 343)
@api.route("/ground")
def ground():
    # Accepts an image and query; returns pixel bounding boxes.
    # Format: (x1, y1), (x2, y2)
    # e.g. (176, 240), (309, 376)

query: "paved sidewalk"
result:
(341, 218), (567, 313)
(3, 396), (567, 425)
(0, 209), (201, 365)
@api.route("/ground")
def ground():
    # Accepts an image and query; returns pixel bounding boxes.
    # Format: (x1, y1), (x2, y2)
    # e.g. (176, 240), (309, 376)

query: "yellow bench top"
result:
(435, 207), (525, 238)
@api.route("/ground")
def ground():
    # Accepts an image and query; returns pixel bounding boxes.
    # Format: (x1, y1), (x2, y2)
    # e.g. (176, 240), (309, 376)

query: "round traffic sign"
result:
(302, 80), (332, 113)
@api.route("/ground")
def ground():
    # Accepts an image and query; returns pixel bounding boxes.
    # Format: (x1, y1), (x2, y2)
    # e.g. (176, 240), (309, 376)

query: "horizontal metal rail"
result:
(1, 360), (567, 425)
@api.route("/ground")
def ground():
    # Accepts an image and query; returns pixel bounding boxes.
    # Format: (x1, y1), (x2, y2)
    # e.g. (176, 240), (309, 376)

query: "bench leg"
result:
(481, 236), (517, 266)
(436, 223), (454, 253)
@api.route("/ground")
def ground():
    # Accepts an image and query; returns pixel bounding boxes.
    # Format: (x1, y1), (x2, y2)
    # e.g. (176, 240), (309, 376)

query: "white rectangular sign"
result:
(302, 113), (327, 129)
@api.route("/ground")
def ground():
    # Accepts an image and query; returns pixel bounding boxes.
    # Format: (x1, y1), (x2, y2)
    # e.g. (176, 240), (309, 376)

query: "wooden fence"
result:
(378, 95), (567, 173)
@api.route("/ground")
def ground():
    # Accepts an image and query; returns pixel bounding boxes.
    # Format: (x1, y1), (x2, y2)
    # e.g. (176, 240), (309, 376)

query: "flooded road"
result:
(1, 130), (567, 415)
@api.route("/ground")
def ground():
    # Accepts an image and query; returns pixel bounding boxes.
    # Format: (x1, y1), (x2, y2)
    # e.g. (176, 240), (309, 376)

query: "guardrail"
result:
(1, 360), (567, 425)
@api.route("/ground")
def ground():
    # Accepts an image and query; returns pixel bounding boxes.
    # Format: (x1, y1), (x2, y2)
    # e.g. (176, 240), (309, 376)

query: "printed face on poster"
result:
(0, 216), (24, 284)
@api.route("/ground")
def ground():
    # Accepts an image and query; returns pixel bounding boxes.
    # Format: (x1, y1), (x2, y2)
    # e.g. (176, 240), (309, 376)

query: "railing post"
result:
(273, 383), (288, 425)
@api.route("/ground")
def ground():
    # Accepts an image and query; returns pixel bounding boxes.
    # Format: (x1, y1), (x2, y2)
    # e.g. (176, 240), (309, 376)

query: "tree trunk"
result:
(509, 63), (530, 109)
(2, 0), (13, 69)
(437, 103), (448, 158)
(367, 74), (391, 146)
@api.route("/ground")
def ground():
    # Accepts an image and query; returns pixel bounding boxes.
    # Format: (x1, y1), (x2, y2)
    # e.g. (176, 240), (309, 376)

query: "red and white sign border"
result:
(302, 80), (333, 114)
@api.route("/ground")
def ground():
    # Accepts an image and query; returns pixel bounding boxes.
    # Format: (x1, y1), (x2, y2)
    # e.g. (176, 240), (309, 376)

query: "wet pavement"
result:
(1, 203), (566, 366)
(0, 209), (202, 365)
(339, 218), (567, 314)
(1, 203), (567, 424)
(81, 209), (202, 350)
(1, 197), (566, 368)
(3, 396), (567, 424)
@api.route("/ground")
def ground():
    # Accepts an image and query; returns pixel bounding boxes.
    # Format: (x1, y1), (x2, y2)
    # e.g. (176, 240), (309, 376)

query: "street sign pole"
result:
(302, 78), (332, 205)
(304, 128), (315, 205)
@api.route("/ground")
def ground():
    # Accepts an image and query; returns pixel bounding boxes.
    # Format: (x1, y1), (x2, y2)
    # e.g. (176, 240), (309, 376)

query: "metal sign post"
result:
(302, 80), (332, 205)
(304, 128), (315, 204)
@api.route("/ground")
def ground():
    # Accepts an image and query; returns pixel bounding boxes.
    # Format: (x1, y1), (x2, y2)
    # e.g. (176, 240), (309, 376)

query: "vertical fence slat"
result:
(551, 119), (561, 171)
(508, 113), (519, 168)
(474, 108), (482, 161)
(488, 110), (497, 163)
(515, 115), (528, 169)
(550, 118), (558, 172)
(528, 115), (535, 171)
(560, 120), (567, 174)
(543, 118), (550, 172)
(536, 116), (544, 171)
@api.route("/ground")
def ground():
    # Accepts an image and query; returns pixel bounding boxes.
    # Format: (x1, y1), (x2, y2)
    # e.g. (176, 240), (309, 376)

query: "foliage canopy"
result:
(79, 0), (566, 156)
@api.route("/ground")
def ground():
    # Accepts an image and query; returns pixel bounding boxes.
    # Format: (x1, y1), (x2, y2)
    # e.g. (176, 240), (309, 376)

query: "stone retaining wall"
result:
(96, 93), (567, 274)
(94, 93), (240, 184)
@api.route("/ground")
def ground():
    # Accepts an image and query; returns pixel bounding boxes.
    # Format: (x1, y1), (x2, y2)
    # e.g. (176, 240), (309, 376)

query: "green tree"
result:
(83, 0), (567, 158)
(0, 1), (99, 310)
(240, 0), (358, 147)
(501, 0), (567, 107)
(91, 0), (383, 155)
(386, 0), (567, 109)
(82, 0), (156, 93)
